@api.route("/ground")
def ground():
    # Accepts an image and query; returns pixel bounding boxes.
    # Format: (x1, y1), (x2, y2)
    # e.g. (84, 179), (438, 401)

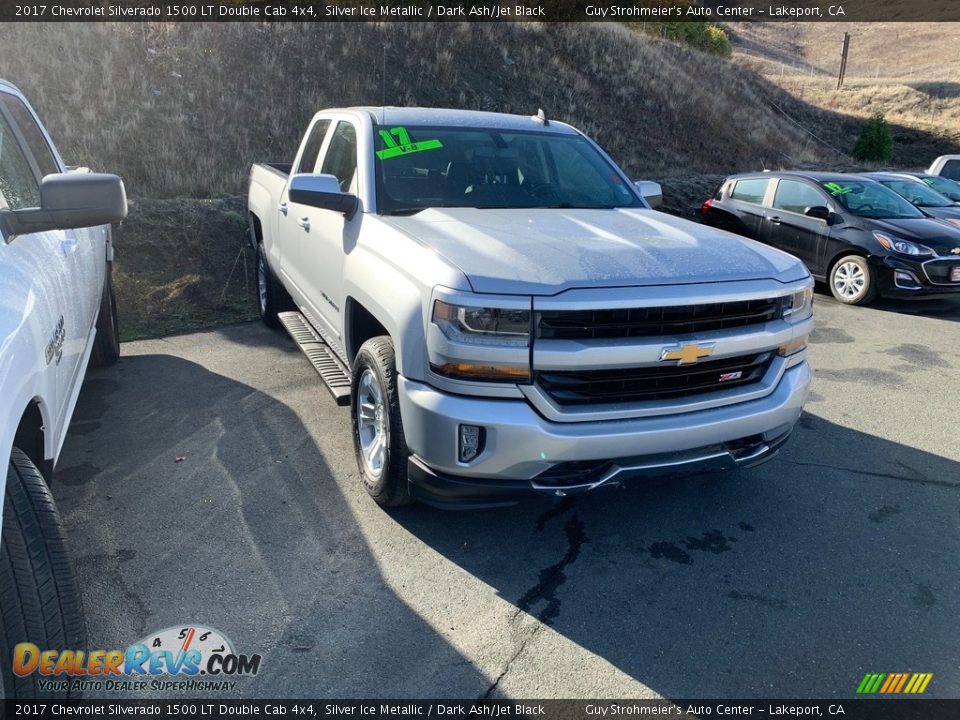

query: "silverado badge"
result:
(951, 247), (960, 255)
(45, 315), (65, 366)
(660, 342), (715, 366)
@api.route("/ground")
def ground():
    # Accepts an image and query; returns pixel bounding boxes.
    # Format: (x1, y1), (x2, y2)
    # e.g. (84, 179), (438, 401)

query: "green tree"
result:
(852, 112), (894, 163)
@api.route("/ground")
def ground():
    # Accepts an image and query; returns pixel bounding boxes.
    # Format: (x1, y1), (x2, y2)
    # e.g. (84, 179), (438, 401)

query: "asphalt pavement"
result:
(54, 292), (960, 699)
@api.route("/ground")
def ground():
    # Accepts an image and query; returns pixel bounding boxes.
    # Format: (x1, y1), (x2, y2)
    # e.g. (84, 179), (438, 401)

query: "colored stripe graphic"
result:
(857, 673), (886, 695)
(879, 674), (897, 693)
(857, 672), (932, 694)
(894, 673), (910, 693)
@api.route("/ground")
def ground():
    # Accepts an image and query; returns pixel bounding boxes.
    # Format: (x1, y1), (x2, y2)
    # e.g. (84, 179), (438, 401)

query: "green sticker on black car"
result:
(376, 126), (443, 160)
(824, 181), (853, 196)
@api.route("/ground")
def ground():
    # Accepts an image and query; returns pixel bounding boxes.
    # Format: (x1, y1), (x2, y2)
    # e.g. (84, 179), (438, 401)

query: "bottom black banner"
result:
(2, 699), (957, 720)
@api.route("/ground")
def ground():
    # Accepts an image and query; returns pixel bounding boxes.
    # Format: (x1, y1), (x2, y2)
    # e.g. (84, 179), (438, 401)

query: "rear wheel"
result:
(829, 255), (876, 305)
(90, 264), (120, 367)
(0, 449), (86, 699)
(351, 337), (411, 507)
(257, 241), (293, 328)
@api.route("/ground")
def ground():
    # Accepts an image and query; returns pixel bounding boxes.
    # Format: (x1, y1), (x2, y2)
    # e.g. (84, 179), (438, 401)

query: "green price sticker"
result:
(376, 126), (443, 160)
(824, 182), (852, 196)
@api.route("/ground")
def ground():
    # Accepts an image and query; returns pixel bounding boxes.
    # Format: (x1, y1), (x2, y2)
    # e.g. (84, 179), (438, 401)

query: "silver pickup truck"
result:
(248, 108), (813, 508)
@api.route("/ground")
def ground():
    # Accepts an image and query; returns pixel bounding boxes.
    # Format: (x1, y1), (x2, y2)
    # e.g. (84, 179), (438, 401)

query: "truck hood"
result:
(381, 207), (806, 295)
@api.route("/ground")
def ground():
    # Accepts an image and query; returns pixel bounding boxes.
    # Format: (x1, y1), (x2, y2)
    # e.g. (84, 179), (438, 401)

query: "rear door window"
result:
(320, 121), (358, 193)
(772, 179), (827, 215)
(731, 178), (770, 205)
(296, 119), (331, 174)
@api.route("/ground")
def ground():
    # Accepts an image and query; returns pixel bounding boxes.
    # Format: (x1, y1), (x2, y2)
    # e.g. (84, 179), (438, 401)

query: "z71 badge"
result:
(45, 315), (65, 366)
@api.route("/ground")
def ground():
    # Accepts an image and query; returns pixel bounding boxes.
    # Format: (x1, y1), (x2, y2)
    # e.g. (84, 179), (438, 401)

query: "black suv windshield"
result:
(375, 126), (641, 215)
(818, 180), (925, 219)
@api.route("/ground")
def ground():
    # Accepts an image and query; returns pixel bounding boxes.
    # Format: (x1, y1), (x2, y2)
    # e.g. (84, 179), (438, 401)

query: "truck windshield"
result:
(818, 180), (925, 220)
(374, 126), (641, 215)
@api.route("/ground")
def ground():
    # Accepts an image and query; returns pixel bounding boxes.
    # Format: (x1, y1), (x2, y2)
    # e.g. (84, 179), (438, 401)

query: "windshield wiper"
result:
(386, 207), (429, 216)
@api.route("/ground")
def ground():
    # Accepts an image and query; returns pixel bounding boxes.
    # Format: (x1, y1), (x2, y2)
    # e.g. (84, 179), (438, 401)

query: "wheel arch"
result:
(5, 398), (53, 484)
(345, 298), (390, 366)
(248, 211), (263, 247)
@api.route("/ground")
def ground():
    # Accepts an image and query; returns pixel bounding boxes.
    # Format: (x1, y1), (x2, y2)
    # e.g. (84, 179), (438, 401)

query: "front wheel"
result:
(350, 337), (411, 507)
(829, 255), (876, 305)
(0, 449), (87, 699)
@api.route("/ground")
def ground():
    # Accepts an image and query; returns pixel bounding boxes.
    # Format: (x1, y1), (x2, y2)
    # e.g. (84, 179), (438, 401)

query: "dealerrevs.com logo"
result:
(13, 625), (261, 693)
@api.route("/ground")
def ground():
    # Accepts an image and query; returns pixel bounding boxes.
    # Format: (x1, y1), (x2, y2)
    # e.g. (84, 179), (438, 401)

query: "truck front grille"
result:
(537, 298), (782, 340)
(536, 352), (773, 406)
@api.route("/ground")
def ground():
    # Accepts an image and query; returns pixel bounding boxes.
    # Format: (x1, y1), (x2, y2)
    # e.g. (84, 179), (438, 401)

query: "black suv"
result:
(701, 171), (960, 305)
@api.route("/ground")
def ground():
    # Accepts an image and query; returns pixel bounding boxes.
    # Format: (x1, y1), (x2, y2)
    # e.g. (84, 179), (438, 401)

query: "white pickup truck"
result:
(928, 155), (960, 181)
(248, 107), (813, 508)
(0, 80), (127, 698)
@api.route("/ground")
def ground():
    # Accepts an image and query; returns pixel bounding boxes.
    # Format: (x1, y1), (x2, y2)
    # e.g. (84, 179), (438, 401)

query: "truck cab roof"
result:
(341, 106), (580, 135)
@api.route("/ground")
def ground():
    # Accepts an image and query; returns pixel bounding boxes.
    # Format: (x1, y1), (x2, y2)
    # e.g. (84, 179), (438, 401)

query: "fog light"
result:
(894, 270), (921, 289)
(458, 424), (486, 463)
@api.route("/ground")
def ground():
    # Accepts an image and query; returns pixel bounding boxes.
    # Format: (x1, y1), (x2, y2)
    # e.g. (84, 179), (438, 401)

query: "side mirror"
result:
(1, 173), (127, 241)
(804, 205), (832, 221)
(634, 180), (663, 209)
(289, 173), (358, 221)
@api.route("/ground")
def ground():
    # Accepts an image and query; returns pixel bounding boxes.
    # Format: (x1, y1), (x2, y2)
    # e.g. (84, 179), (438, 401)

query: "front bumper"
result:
(875, 256), (960, 298)
(397, 360), (811, 506)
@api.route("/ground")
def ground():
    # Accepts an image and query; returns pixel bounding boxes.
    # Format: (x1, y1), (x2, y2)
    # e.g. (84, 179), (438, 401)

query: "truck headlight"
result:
(431, 300), (531, 382)
(782, 286), (814, 323)
(432, 300), (530, 346)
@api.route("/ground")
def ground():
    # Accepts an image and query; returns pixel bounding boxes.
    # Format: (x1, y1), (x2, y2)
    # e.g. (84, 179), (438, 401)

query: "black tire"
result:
(350, 336), (412, 507)
(256, 241), (293, 328)
(89, 265), (120, 367)
(1, 448), (86, 699)
(829, 255), (877, 305)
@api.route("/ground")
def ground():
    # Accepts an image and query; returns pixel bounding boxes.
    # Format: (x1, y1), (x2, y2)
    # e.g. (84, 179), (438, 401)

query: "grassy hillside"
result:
(1, 22), (866, 198)
(729, 22), (960, 166)
(1, 22), (957, 338)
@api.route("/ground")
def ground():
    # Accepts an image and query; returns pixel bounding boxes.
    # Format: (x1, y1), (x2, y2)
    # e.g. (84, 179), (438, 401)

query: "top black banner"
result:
(4, 0), (960, 22)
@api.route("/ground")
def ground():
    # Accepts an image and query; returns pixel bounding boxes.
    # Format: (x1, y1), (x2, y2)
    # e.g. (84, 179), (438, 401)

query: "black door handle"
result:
(769, 216), (782, 225)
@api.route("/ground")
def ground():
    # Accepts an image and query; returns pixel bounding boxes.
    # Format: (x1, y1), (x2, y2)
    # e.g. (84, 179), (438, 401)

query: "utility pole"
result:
(837, 32), (851, 90)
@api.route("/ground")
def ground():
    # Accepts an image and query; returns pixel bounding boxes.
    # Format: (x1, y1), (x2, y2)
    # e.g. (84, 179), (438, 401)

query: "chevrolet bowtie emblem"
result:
(951, 247), (960, 255)
(660, 342), (715, 366)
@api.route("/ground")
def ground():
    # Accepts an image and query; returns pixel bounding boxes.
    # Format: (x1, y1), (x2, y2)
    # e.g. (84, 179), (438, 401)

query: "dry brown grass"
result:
(729, 22), (960, 165)
(2, 22), (956, 337)
(0, 21), (862, 199)
(111, 196), (254, 340)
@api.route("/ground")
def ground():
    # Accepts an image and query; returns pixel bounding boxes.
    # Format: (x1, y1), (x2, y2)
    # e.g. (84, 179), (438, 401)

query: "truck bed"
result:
(256, 162), (292, 178)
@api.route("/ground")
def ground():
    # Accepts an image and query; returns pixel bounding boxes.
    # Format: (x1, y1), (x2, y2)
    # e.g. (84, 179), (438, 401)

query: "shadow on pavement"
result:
(55, 352), (489, 699)
(395, 413), (960, 698)
(53, 325), (960, 699)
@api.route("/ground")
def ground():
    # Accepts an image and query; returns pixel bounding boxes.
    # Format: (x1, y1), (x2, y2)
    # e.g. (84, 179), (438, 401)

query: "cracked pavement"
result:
(53, 292), (960, 698)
